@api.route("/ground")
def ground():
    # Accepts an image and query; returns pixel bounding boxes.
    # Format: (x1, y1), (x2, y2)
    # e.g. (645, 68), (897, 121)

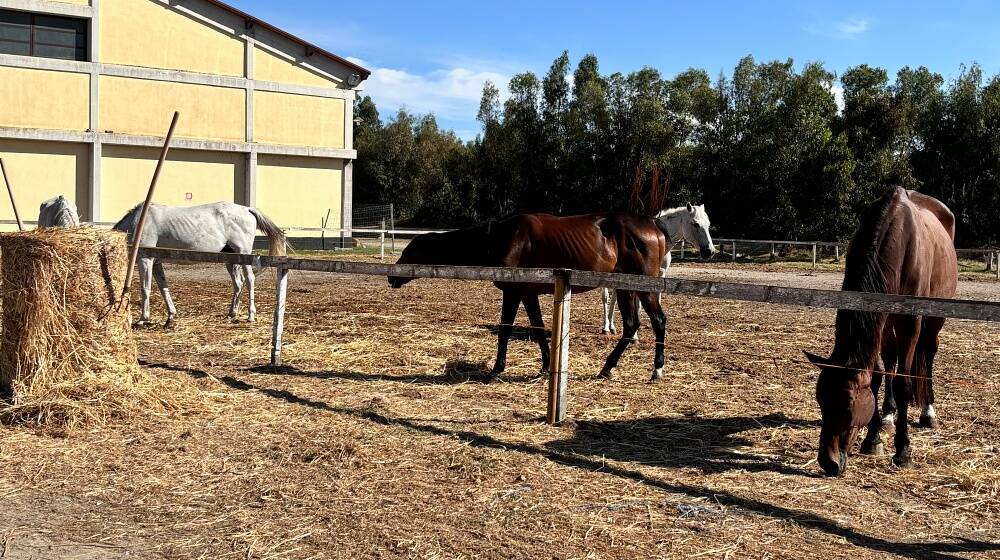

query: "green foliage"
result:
(353, 55), (1000, 246)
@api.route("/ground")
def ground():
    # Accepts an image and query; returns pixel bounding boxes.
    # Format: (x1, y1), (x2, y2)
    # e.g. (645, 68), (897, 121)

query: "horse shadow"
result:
(245, 359), (542, 385)
(547, 412), (820, 477)
(478, 323), (549, 342)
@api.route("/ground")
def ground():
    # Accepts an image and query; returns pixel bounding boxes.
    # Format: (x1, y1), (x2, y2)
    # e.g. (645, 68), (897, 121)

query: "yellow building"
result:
(0, 0), (368, 245)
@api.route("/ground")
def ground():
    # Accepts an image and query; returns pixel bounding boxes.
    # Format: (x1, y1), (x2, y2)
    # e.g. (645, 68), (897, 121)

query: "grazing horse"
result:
(388, 213), (669, 381)
(602, 203), (716, 335)
(38, 195), (80, 228)
(804, 187), (956, 475)
(114, 202), (287, 327)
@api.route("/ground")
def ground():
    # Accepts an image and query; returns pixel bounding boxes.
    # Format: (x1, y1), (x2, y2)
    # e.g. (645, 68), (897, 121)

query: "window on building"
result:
(0, 9), (88, 61)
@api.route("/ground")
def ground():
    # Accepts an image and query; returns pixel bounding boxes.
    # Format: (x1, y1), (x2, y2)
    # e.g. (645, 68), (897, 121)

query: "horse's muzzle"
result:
(700, 248), (714, 259)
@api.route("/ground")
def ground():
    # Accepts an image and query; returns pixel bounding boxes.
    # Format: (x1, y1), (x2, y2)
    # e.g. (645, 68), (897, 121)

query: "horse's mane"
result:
(112, 203), (147, 237)
(832, 187), (902, 367)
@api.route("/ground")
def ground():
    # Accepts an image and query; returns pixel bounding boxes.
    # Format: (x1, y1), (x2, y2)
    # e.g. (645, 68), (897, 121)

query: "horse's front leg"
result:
(152, 260), (177, 328)
(134, 258), (155, 327)
(521, 293), (549, 373)
(243, 264), (257, 322)
(226, 263), (245, 321)
(599, 291), (639, 380)
(601, 288), (617, 335)
(491, 289), (521, 382)
(860, 370), (886, 456)
(892, 316), (921, 468)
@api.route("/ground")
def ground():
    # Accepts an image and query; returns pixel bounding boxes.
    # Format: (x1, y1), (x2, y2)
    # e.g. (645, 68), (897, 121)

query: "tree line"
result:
(354, 52), (1000, 246)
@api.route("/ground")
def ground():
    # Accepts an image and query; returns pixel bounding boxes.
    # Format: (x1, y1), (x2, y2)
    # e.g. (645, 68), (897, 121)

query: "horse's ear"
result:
(686, 202), (694, 213)
(802, 350), (828, 368)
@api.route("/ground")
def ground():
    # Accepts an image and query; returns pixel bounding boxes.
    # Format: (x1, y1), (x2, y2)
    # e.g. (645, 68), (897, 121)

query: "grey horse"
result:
(38, 195), (80, 228)
(114, 202), (287, 327)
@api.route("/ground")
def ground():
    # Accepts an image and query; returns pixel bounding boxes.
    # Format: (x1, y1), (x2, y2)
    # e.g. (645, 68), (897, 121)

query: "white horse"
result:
(38, 195), (80, 228)
(114, 202), (287, 328)
(601, 203), (716, 335)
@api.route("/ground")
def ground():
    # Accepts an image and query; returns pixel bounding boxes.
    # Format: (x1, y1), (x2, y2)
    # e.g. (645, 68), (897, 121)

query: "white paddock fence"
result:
(137, 246), (1000, 425)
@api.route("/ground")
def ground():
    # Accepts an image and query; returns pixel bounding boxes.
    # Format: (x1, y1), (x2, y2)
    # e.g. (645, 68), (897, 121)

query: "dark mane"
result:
(832, 187), (902, 367)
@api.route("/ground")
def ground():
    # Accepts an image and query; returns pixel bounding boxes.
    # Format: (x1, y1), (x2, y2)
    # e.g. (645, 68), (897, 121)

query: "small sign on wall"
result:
(185, 192), (193, 201)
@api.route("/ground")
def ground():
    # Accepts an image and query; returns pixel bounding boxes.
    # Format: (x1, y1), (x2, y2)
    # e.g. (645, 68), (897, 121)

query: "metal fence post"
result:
(834, 245), (840, 263)
(770, 243), (776, 259)
(547, 269), (572, 425)
(271, 264), (290, 366)
(812, 244), (817, 268)
(390, 204), (396, 254)
(732, 241), (737, 263)
(680, 240), (685, 259)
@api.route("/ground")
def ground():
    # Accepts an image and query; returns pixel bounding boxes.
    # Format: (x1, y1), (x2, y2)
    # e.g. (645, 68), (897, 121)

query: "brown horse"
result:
(388, 213), (669, 381)
(804, 187), (957, 476)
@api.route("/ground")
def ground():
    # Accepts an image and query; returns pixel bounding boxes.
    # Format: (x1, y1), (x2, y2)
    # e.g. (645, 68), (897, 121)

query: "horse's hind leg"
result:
(152, 260), (177, 328)
(637, 290), (667, 381)
(599, 291), (639, 380)
(134, 257), (155, 327)
(243, 264), (257, 322)
(226, 263), (244, 321)
(490, 289), (521, 382)
(917, 317), (944, 429)
(522, 293), (549, 373)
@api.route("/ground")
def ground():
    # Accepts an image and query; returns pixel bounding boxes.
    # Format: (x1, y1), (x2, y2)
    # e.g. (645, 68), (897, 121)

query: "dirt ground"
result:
(1, 258), (998, 559)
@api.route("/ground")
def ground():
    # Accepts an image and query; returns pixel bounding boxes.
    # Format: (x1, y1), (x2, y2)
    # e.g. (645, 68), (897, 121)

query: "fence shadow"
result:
(142, 359), (1000, 560)
(244, 359), (543, 385)
(546, 413), (819, 477)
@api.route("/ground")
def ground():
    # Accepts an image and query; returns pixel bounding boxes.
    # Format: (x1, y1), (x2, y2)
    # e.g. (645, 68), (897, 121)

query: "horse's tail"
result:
(911, 337), (933, 407)
(249, 208), (287, 257)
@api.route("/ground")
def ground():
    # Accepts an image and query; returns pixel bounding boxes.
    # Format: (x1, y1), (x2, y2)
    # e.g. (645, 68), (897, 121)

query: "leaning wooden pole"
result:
(121, 111), (180, 302)
(0, 158), (24, 231)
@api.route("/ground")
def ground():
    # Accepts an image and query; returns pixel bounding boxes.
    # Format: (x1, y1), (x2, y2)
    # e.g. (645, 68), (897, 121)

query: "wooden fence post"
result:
(271, 264), (290, 366)
(834, 245), (840, 263)
(547, 269), (572, 425)
(731, 241), (737, 263)
(770, 243), (775, 259)
(680, 240), (685, 259)
(811, 244), (817, 268)
(379, 219), (386, 261)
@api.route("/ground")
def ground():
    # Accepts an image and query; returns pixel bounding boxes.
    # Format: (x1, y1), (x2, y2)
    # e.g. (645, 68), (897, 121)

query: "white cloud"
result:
(803, 17), (872, 40)
(831, 85), (845, 113)
(350, 57), (510, 124)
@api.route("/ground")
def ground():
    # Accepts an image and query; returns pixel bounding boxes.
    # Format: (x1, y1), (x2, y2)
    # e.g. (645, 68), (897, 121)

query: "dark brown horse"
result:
(804, 187), (957, 476)
(388, 213), (669, 381)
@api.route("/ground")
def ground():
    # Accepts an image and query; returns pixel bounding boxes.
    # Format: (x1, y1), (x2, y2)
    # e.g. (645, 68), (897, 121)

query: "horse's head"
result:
(676, 203), (717, 258)
(804, 350), (876, 476)
(388, 233), (435, 288)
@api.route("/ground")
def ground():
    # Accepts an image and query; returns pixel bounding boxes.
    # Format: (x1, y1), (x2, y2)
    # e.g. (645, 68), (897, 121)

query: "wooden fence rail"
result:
(135, 246), (1000, 424)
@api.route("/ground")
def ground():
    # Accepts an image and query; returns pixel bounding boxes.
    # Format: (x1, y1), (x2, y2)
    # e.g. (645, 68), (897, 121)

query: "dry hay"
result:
(0, 228), (173, 429)
(0, 257), (997, 558)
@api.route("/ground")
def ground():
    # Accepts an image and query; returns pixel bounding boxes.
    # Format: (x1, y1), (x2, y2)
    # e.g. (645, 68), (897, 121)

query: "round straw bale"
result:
(0, 227), (150, 428)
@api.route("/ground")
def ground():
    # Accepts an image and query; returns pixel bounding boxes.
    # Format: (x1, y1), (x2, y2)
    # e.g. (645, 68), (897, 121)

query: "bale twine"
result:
(0, 227), (153, 428)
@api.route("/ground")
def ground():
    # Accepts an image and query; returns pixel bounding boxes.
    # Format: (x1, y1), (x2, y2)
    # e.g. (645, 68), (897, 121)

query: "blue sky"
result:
(230, 0), (1000, 139)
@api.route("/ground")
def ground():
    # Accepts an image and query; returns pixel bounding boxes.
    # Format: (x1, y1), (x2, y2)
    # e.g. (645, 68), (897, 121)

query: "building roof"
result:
(203, 0), (371, 80)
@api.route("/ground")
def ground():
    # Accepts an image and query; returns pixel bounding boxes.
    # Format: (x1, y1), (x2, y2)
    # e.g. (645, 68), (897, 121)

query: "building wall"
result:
(253, 46), (337, 89)
(0, 139), (88, 230)
(100, 146), (243, 220)
(0, 0), (359, 234)
(254, 92), (345, 149)
(0, 66), (89, 131)
(101, 0), (244, 76)
(256, 154), (342, 237)
(99, 76), (246, 141)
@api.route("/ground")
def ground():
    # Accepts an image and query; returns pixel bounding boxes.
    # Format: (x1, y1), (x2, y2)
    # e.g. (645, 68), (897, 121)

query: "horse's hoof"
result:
(918, 416), (940, 430)
(649, 368), (664, 382)
(132, 321), (151, 330)
(860, 441), (885, 456)
(485, 373), (500, 384)
(881, 414), (896, 428)
(892, 452), (914, 469)
(598, 368), (616, 380)
(164, 319), (176, 329)
(248, 316), (256, 323)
